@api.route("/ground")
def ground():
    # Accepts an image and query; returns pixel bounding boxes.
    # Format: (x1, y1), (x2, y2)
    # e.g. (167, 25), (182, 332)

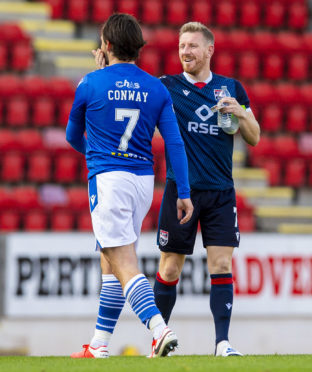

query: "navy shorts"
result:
(157, 180), (240, 255)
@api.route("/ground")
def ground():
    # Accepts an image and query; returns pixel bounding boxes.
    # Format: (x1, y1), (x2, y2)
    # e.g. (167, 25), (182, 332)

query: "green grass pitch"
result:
(1, 355), (312, 372)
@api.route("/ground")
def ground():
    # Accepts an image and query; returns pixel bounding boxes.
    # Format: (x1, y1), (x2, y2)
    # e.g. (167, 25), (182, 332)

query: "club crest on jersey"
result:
(214, 89), (223, 100)
(159, 229), (168, 246)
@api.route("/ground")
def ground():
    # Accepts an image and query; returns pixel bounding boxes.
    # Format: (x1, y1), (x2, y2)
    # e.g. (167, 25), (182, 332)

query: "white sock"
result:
(149, 313), (166, 340)
(90, 329), (111, 348)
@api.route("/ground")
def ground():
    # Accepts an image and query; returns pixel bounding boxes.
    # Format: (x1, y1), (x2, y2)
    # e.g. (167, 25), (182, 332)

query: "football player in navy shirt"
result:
(90, 21), (260, 357)
(67, 14), (193, 358)
(154, 22), (260, 357)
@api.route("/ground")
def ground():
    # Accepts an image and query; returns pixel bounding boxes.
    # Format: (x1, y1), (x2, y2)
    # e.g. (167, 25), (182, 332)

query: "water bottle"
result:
(216, 86), (239, 135)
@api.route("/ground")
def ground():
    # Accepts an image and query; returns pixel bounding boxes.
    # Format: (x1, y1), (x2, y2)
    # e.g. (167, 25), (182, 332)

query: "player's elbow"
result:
(249, 133), (260, 147)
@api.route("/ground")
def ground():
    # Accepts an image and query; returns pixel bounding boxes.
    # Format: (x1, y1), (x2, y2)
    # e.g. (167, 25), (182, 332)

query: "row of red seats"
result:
(0, 42), (33, 72)
(252, 104), (312, 133)
(248, 134), (312, 162)
(0, 75), (75, 100)
(40, 0), (308, 30)
(0, 185), (255, 232)
(138, 47), (312, 80)
(212, 51), (312, 81)
(251, 156), (312, 188)
(142, 28), (312, 55)
(0, 96), (72, 127)
(0, 152), (87, 184)
(0, 209), (92, 232)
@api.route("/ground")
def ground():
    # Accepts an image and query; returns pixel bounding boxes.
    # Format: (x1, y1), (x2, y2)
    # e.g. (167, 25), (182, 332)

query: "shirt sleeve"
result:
(66, 77), (88, 155)
(157, 89), (190, 199)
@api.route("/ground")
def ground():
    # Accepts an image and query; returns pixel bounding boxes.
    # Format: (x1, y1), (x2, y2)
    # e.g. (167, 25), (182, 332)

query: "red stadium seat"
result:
(6, 97), (29, 127)
(54, 154), (78, 183)
(0, 187), (13, 209)
(166, 0), (188, 26)
(67, 187), (89, 211)
(163, 50), (182, 75)
(23, 75), (48, 99)
(150, 187), (164, 215)
(14, 186), (41, 210)
(67, 0), (88, 22)
(284, 159), (306, 187)
(247, 135), (274, 164)
(287, 54), (309, 81)
(215, 0), (236, 27)
(263, 54), (284, 80)
(48, 77), (75, 100)
(57, 98), (73, 127)
(151, 28), (178, 51)
(309, 163), (312, 187)
(77, 211), (92, 231)
(80, 159), (89, 182)
(141, 0), (163, 25)
(138, 48), (162, 76)
(191, 0), (212, 25)
(152, 134), (165, 155)
(227, 30), (252, 52)
(0, 44), (8, 71)
(32, 97), (55, 127)
(0, 74), (22, 98)
(288, 2), (308, 30)
(116, 0), (139, 18)
(24, 210), (48, 231)
(141, 210), (155, 232)
(51, 209), (75, 231)
(1, 152), (25, 182)
(27, 152), (52, 183)
(237, 52), (259, 80)
(275, 32), (303, 55)
(261, 104), (283, 133)
(259, 157), (282, 186)
(0, 23), (30, 43)
(275, 83), (301, 105)
(264, 1), (286, 28)
(238, 210), (255, 232)
(251, 31), (276, 54)
(16, 129), (43, 152)
(212, 52), (235, 77)
(11, 42), (33, 71)
(274, 135), (300, 160)
(91, 0), (114, 23)
(285, 105), (308, 133)
(300, 84), (312, 106)
(42, 0), (65, 19)
(0, 210), (20, 232)
(248, 82), (276, 105)
(0, 130), (18, 152)
(239, 2), (261, 27)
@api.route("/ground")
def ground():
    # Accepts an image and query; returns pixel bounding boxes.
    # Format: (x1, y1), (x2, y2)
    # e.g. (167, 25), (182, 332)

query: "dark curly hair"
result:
(102, 13), (146, 61)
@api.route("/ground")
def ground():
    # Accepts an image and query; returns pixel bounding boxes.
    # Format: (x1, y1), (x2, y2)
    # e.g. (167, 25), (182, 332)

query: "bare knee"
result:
(158, 252), (185, 282)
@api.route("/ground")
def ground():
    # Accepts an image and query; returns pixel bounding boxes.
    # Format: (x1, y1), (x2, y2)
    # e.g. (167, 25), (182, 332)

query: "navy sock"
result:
(210, 273), (233, 345)
(153, 272), (178, 324)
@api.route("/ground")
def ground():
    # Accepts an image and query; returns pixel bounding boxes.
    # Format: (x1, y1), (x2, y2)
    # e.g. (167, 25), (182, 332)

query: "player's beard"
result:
(180, 55), (206, 76)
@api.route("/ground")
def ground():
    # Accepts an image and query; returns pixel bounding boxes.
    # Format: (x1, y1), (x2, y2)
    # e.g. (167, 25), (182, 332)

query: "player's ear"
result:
(207, 44), (214, 59)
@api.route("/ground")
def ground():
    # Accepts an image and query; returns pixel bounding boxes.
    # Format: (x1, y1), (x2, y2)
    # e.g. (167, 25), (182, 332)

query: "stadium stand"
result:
(0, 0), (312, 234)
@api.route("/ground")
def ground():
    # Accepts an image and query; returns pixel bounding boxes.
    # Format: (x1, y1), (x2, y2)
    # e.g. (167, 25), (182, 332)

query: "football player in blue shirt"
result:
(67, 13), (193, 358)
(153, 22), (260, 357)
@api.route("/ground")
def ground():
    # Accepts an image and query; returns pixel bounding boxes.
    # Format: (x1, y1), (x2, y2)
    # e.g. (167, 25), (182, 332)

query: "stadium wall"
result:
(0, 232), (312, 355)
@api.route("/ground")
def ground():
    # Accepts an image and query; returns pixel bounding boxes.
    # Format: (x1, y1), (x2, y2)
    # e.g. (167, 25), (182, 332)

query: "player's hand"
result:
(92, 48), (106, 69)
(219, 97), (247, 119)
(177, 198), (194, 224)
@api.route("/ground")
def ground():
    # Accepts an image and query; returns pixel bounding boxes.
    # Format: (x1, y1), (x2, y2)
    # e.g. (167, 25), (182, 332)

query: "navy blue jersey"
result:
(67, 63), (190, 198)
(160, 73), (250, 191)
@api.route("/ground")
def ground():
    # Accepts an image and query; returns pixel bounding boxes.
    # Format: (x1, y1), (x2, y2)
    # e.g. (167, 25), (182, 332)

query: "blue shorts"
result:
(157, 180), (240, 255)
